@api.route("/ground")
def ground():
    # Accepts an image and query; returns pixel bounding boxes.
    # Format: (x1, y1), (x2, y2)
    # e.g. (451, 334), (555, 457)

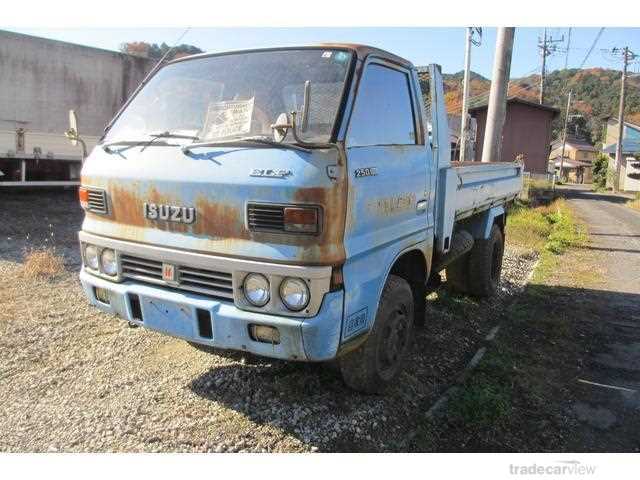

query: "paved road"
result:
(562, 185), (640, 295)
(560, 185), (640, 448)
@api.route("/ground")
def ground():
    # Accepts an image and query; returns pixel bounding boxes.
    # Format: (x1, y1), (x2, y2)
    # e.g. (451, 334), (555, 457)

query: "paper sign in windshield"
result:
(201, 98), (254, 139)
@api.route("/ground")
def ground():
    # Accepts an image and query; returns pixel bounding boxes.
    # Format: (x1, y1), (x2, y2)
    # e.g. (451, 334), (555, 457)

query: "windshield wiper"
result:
(182, 135), (311, 154)
(141, 131), (200, 152)
(101, 139), (173, 153)
(148, 131), (200, 140)
(102, 131), (200, 153)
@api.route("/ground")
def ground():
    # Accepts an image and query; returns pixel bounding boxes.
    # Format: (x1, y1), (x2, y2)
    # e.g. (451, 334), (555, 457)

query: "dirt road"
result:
(560, 185), (640, 449)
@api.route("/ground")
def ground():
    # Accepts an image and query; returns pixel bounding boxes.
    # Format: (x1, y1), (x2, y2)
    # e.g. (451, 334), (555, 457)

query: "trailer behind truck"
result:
(0, 30), (152, 186)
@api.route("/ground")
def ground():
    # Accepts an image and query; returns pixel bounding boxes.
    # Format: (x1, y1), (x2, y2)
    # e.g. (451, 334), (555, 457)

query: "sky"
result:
(4, 27), (640, 78)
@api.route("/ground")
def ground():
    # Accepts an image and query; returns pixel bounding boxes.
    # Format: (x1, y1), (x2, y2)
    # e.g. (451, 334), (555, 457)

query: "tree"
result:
(592, 153), (610, 190)
(119, 41), (203, 61)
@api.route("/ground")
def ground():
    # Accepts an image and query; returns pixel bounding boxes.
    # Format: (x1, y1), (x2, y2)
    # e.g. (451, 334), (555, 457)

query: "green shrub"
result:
(592, 153), (609, 190)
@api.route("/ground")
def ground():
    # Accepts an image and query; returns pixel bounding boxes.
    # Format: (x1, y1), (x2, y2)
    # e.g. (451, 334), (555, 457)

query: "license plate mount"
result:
(142, 297), (196, 338)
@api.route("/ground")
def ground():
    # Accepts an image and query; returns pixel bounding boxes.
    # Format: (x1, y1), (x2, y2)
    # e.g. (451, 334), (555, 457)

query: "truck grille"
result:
(247, 203), (285, 232)
(87, 189), (108, 214)
(120, 254), (234, 300)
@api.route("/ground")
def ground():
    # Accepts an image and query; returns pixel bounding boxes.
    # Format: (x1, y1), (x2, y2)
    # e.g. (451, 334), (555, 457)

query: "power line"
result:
(564, 28), (572, 69)
(579, 27), (605, 69)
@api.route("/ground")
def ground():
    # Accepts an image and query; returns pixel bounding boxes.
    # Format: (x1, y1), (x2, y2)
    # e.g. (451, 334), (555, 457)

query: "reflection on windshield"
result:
(104, 49), (353, 145)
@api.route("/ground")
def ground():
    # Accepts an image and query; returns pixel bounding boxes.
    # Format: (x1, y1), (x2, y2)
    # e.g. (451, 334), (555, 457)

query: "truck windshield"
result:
(104, 48), (353, 145)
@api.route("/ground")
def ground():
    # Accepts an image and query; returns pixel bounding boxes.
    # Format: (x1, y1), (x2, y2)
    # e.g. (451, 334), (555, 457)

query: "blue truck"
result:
(76, 44), (522, 393)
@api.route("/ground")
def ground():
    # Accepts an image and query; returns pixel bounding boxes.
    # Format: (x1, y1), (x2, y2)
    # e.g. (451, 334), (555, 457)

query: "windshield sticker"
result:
(201, 98), (255, 139)
(321, 51), (333, 58)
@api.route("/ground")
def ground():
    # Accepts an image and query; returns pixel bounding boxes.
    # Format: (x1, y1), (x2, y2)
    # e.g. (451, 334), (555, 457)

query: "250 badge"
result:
(354, 167), (378, 178)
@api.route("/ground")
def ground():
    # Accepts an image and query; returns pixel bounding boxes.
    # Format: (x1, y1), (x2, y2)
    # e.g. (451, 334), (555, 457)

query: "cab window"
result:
(347, 63), (416, 147)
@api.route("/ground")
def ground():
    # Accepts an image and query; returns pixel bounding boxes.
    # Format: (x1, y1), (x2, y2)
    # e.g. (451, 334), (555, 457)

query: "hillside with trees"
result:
(421, 68), (640, 145)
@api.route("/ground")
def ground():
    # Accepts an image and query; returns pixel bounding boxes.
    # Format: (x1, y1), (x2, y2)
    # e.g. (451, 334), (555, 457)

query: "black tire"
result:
(446, 254), (470, 293)
(467, 224), (504, 297)
(339, 275), (414, 394)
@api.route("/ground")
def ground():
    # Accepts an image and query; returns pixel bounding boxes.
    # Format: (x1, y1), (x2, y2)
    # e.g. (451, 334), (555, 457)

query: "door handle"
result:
(416, 200), (428, 212)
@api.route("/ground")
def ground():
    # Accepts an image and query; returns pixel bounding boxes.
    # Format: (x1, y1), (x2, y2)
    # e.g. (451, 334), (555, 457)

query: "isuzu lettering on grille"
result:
(143, 203), (196, 224)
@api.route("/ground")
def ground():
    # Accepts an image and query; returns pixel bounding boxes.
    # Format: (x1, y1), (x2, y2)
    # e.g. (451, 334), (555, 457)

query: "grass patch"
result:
(628, 192), (640, 212)
(507, 198), (586, 282)
(22, 248), (65, 279)
(440, 199), (586, 435)
(447, 374), (512, 428)
(520, 177), (553, 205)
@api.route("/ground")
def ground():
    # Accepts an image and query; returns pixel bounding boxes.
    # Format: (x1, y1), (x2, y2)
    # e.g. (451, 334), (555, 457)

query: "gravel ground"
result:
(0, 190), (538, 452)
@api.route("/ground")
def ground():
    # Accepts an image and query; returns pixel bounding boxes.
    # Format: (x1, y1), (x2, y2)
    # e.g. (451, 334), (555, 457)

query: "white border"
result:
(2, 0), (638, 27)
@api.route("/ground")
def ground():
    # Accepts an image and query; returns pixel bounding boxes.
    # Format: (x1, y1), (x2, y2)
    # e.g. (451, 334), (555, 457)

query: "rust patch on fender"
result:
(192, 196), (248, 239)
(92, 184), (247, 239)
(371, 192), (416, 216)
(293, 178), (347, 266)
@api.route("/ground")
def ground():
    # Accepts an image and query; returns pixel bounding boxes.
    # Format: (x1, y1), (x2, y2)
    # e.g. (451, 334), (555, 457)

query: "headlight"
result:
(100, 248), (117, 276)
(84, 245), (99, 270)
(279, 277), (310, 311)
(243, 273), (270, 307)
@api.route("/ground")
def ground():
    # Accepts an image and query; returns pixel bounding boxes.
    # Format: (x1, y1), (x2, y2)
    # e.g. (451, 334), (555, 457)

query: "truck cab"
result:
(78, 44), (521, 392)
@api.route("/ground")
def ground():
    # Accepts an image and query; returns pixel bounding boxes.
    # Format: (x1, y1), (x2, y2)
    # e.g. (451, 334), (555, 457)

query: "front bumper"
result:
(80, 268), (344, 361)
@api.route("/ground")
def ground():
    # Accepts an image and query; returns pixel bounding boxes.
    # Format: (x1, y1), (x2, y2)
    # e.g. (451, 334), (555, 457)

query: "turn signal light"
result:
(78, 186), (89, 210)
(249, 324), (281, 344)
(283, 207), (319, 234)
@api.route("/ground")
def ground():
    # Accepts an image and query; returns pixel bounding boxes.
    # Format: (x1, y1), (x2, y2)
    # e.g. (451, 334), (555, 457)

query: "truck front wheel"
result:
(339, 275), (414, 394)
(467, 224), (504, 297)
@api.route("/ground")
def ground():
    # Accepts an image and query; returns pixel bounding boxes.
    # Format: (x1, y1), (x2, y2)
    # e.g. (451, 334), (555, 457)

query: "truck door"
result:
(340, 58), (432, 343)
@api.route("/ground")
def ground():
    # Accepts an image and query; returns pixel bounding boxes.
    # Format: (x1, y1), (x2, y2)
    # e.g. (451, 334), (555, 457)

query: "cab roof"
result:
(168, 43), (415, 69)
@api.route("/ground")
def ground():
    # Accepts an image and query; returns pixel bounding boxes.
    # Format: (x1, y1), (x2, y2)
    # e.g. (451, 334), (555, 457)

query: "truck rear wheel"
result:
(446, 254), (470, 293)
(339, 275), (414, 394)
(467, 224), (504, 297)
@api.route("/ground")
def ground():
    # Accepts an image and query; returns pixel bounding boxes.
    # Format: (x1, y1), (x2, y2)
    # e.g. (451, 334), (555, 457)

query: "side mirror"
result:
(64, 109), (87, 161)
(271, 113), (292, 143)
(65, 109), (79, 146)
(300, 80), (311, 133)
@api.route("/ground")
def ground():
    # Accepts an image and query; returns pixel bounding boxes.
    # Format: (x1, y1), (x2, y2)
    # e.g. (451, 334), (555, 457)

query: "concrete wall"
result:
(0, 30), (154, 137)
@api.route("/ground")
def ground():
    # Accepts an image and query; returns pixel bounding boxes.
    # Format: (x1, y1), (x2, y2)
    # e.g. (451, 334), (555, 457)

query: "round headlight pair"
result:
(242, 274), (310, 311)
(243, 273), (270, 307)
(100, 248), (117, 276)
(279, 277), (310, 311)
(84, 245), (99, 270)
(84, 245), (117, 276)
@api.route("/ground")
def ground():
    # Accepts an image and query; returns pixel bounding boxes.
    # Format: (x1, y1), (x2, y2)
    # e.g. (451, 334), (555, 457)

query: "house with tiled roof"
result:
(549, 135), (597, 184)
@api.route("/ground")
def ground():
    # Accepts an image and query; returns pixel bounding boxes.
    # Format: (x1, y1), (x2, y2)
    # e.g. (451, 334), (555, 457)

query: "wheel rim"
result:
(377, 305), (410, 378)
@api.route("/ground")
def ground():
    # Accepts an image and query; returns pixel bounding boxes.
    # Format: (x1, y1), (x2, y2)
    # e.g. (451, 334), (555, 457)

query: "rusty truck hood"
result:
(80, 145), (346, 266)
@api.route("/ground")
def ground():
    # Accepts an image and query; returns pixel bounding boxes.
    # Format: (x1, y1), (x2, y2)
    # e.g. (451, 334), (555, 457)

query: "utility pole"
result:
(556, 90), (572, 187)
(539, 28), (547, 104)
(611, 46), (637, 192)
(538, 28), (564, 104)
(482, 27), (515, 163)
(460, 27), (482, 162)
